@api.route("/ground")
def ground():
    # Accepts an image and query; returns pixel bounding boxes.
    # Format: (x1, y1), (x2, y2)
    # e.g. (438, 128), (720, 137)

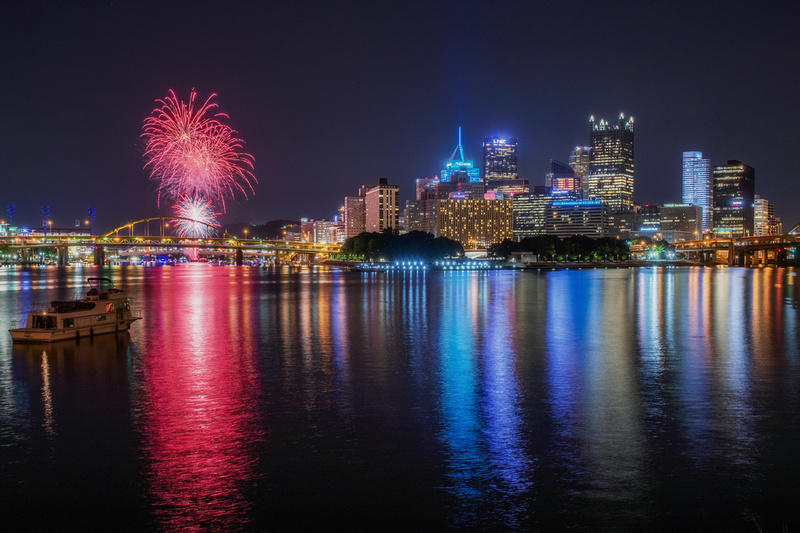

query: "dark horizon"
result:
(3, 1), (799, 231)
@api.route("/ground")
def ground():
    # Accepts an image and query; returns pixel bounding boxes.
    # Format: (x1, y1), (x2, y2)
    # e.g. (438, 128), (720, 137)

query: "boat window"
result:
(32, 315), (57, 329)
(95, 315), (106, 322)
(63, 318), (74, 328)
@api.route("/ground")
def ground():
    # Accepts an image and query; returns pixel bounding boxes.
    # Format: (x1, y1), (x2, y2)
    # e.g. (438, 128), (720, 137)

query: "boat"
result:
(9, 277), (142, 343)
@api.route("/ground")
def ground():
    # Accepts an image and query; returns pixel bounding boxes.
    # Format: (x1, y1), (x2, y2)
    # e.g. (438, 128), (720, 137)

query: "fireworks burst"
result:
(172, 196), (221, 238)
(142, 89), (256, 210)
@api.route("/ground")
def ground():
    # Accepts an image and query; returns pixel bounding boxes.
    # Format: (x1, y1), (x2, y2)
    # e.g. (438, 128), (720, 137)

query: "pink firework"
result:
(142, 89), (256, 210)
(172, 196), (221, 238)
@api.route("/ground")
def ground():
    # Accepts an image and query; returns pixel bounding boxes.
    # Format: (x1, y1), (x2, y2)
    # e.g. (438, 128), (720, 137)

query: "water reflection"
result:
(436, 274), (490, 525)
(479, 274), (532, 528)
(3, 266), (800, 530)
(133, 266), (263, 530)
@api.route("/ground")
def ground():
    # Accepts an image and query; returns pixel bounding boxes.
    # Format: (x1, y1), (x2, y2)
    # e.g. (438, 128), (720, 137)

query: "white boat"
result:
(9, 277), (142, 343)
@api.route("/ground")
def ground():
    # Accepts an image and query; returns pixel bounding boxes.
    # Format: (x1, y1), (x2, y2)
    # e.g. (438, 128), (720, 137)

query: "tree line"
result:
(340, 229), (464, 261)
(489, 235), (631, 261)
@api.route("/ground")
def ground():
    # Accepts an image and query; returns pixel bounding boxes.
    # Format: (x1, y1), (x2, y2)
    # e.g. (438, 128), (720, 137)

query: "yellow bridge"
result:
(0, 217), (341, 265)
(672, 221), (800, 266)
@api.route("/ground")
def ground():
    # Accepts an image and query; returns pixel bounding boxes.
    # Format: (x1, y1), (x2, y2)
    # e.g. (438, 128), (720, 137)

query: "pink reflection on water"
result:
(135, 266), (263, 530)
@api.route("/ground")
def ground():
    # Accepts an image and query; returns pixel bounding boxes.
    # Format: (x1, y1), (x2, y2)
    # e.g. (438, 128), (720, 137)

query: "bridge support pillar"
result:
(93, 246), (105, 266)
(728, 242), (735, 267)
(57, 246), (69, 266)
(235, 248), (244, 266)
(778, 248), (787, 267)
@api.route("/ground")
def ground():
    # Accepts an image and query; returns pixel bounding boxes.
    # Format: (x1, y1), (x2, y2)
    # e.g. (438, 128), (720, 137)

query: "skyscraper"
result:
(681, 151), (712, 233)
(587, 114), (635, 210)
(754, 195), (781, 236)
(365, 178), (400, 233)
(441, 128), (481, 184)
(712, 160), (755, 238)
(483, 136), (518, 183)
(343, 195), (366, 238)
(512, 190), (551, 241)
(545, 159), (582, 199)
(569, 146), (591, 197)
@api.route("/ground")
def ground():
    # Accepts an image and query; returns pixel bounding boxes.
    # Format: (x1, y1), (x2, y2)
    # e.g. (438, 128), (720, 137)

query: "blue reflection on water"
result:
(436, 274), (489, 524)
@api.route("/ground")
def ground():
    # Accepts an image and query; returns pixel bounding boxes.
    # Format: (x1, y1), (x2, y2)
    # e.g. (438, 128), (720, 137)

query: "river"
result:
(2, 264), (800, 531)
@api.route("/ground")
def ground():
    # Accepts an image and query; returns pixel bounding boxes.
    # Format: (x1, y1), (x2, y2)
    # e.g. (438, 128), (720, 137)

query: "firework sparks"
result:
(142, 89), (255, 210)
(172, 196), (221, 238)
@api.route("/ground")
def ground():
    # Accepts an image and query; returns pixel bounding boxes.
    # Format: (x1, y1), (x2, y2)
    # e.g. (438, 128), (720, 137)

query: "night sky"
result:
(3, 1), (799, 232)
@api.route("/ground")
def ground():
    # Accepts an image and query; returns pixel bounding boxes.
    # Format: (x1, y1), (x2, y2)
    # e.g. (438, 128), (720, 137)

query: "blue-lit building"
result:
(682, 151), (712, 233)
(441, 128), (481, 184)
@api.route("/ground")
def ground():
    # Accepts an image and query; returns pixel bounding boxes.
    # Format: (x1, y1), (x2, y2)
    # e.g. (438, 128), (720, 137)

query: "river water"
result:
(2, 264), (800, 531)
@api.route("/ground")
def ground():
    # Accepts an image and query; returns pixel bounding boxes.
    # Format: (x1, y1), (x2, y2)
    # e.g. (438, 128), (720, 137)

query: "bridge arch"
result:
(103, 217), (233, 239)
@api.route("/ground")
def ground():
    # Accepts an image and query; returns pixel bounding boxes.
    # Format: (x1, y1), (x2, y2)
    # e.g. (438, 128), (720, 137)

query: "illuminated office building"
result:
(435, 197), (512, 249)
(754, 195), (781, 236)
(364, 178), (400, 233)
(441, 128), (481, 184)
(486, 178), (529, 198)
(512, 189), (552, 240)
(569, 146), (591, 198)
(712, 160), (755, 238)
(588, 114), (635, 210)
(483, 136), (518, 183)
(343, 196), (366, 238)
(639, 205), (661, 234)
(545, 200), (611, 239)
(403, 178), (439, 234)
(301, 219), (338, 244)
(682, 151), (712, 233)
(546, 159), (582, 199)
(658, 204), (702, 242)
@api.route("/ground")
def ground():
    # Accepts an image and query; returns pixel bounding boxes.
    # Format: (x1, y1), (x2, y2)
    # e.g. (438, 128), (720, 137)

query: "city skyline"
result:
(3, 2), (799, 230)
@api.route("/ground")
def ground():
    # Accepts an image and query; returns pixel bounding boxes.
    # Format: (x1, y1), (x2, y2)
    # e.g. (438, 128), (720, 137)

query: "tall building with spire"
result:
(441, 127), (481, 184)
(682, 151), (712, 233)
(439, 127), (483, 199)
(587, 114), (635, 210)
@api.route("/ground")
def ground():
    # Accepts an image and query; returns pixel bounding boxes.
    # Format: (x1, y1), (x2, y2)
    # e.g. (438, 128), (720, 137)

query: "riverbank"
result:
(318, 258), (720, 270)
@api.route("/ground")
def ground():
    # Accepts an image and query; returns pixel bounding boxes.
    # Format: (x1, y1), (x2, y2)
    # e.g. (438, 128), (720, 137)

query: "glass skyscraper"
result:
(569, 146), (591, 198)
(712, 160), (755, 238)
(483, 136), (518, 184)
(681, 151), (712, 234)
(587, 114), (634, 210)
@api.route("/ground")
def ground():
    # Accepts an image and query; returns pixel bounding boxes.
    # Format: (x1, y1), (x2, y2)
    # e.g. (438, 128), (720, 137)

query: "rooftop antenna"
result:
(448, 127), (465, 163)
